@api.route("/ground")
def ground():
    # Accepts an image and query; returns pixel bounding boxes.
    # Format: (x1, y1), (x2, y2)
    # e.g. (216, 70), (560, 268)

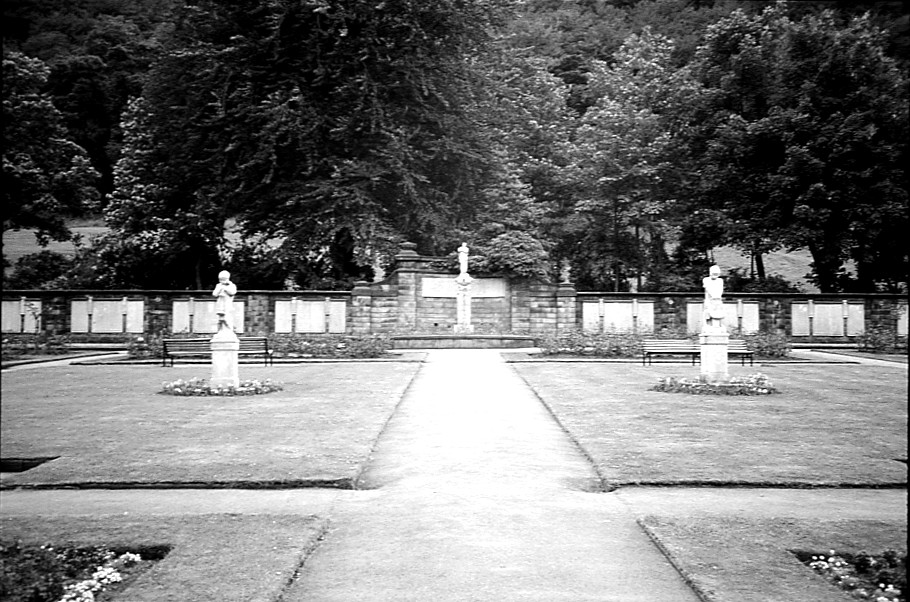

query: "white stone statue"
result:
(702, 265), (725, 330)
(212, 270), (237, 330)
(372, 253), (386, 282)
(457, 242), (469, 276)
(560, 259), (572, 284)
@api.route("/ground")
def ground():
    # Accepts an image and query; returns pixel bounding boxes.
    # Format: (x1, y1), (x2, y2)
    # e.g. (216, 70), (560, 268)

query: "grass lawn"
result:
(1, 514), (327, 602)
(1, 362), (420, 488)
(512, 362), (908, 487)
(639, 516), (907, 602)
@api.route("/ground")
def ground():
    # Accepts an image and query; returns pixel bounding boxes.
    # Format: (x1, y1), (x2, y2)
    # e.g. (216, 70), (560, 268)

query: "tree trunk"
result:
(807, 243), (841, 293)
(753, 250), (766, 281)
(195, 259), (203, 291)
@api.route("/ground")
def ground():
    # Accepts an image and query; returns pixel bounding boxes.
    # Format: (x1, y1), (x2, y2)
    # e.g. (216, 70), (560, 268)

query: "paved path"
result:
(278, 350), (701, 601)
(2, 349), (906, 601)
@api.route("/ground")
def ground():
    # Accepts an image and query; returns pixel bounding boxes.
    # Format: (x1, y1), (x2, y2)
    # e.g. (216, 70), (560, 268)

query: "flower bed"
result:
(795, 549), (906, 602)
(0, 541), (166, 602)
(650, 373), (779, 395)
(160, 377), (283, 396)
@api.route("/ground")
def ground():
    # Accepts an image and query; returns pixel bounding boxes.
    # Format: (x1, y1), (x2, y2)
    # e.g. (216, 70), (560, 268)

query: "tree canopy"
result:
(3, 0), (907, 293)
(684, 3), (908, 291)
(2, 50), (100, 245)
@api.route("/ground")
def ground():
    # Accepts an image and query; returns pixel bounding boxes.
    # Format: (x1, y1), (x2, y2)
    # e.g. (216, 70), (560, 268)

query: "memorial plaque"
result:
(421, 276), (506, 298)
(688, 301), (759, 334)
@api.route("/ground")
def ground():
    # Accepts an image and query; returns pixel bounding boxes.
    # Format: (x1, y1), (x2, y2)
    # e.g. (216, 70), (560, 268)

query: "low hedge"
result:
(127, 332), (392, 360)
(540, 329), (791, 358)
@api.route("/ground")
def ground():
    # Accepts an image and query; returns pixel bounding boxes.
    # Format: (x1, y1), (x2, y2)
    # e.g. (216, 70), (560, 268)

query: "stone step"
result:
(390, 334), (537, 349)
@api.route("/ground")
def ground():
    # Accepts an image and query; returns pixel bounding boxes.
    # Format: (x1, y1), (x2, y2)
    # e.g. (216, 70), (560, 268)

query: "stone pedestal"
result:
(454, 273), (474, 334)
(211, 324), (239, 388)
(699, 328), (729, 383)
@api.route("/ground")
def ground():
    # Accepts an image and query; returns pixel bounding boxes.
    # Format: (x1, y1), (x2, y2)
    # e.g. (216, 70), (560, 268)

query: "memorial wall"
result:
(2, 243), (907, 342)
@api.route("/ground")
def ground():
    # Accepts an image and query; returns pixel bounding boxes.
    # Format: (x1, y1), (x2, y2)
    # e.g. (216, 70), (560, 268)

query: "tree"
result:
(99, 96), (223, 288)
(560, 30), (704, 290)
(462, 47), (577, 280)
(4, 0), (177, 205)
(103, 0), (520, 289)
(2, 50), (100, 246)
(687, 3), (908, 292)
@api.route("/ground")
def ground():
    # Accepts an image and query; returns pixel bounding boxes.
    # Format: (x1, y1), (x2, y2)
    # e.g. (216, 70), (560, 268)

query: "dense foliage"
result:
(683, 4), (908, 292)
(3, 0), (907, 293)
(2, 51), (100, 245)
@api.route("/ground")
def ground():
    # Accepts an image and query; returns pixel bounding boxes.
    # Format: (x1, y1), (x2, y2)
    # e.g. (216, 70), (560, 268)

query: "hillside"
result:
(711, 247), (820, 293)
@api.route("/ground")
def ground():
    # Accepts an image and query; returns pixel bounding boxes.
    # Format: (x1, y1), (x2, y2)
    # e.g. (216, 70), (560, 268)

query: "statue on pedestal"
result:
(700, 265), (729, 383)
(560, 259), (572, 285)
(702, 265), (725, 331)
(211, 270), (239, 388)
(457, 242), (470, 276)
(454, 243), (473, 333)
(212, 270), (237, 330)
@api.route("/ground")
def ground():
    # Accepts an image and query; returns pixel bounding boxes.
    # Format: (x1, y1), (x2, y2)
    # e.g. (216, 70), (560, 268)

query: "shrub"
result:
(266, 334), (392, 359)
(128, 333), (393, 360)
(126, 331), (175, 359)
(742, 332), (791, 358)
(4, 251), (74, 289)
(0, 334), (71, 359)
(539, 329), (643, 358)
(857, 324), (907, 354)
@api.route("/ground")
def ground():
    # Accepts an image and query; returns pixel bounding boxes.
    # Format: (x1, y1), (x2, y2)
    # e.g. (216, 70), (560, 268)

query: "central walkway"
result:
(284, 350), (700, 601)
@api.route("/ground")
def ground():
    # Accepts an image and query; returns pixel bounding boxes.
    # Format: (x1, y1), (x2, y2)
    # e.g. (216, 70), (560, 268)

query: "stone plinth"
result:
(211, 326), (239, 388)
(454, 273), (474, 334)
(699, 329), (729, 383)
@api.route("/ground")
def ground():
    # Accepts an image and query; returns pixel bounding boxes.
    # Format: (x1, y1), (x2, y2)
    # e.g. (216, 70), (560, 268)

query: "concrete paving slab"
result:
(0, 488), (340, 516)
(613, 487), (908, 520)
(286, 489), (698, 602)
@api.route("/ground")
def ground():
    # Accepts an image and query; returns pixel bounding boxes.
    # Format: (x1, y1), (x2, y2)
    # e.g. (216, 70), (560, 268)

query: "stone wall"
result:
(576, 292), (907, 341)
(2, 243), (906, 343)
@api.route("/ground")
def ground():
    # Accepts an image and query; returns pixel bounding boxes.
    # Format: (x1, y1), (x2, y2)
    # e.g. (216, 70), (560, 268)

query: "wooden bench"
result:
(728, 340), (756, 366)
(641, 340), (699, 365)
(162, 336), (274, 367)
(642, 339), (755, 366)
